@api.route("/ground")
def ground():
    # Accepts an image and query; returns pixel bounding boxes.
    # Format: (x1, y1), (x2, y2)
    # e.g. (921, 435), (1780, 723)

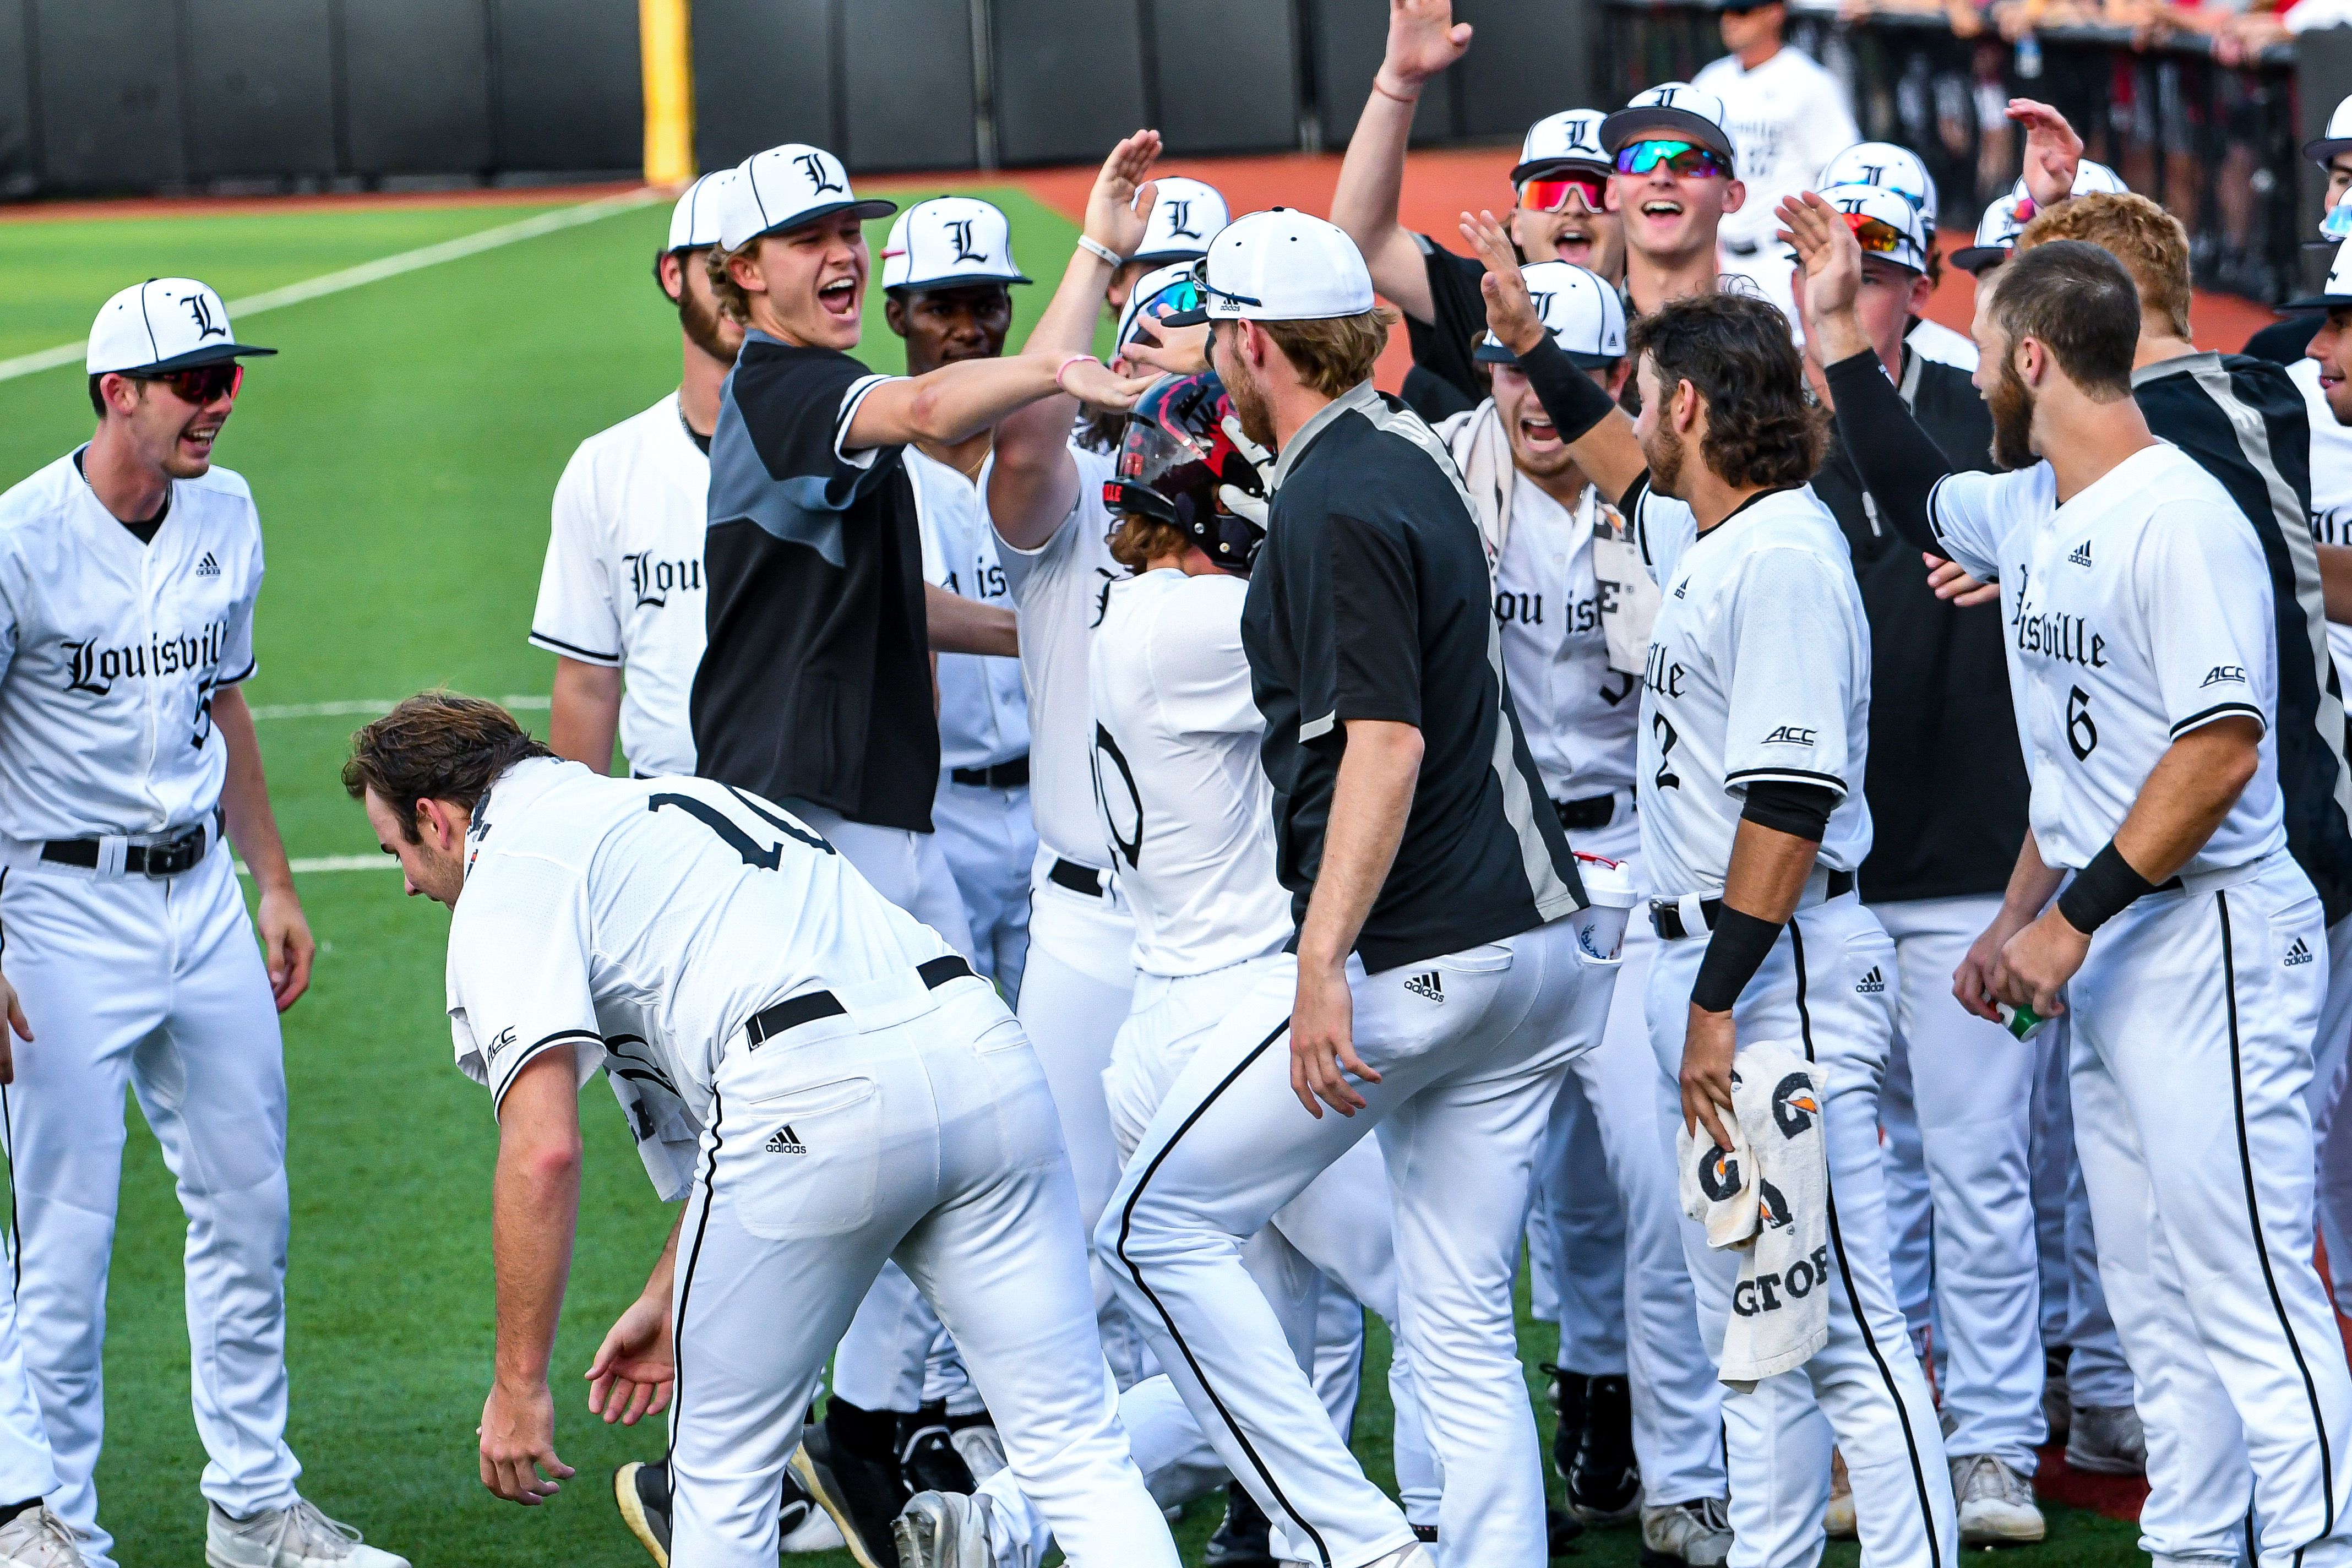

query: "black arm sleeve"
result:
(1822, 349), (1952, 556)
(1739, 779), (1836, 840)
(1516, 336), (1621, 445)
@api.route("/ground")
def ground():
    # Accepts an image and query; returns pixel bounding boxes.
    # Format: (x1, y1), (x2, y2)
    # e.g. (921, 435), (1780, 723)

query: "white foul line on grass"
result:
(247, 694), (551, 721)
(0, 188), (662, 384)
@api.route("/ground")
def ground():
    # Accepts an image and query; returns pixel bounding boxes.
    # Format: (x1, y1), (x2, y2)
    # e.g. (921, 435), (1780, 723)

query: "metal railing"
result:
(1604, 0), (2307, 301)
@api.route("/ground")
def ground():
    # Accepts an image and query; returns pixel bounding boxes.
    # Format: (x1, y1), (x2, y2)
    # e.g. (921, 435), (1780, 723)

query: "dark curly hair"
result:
(1627, 290), (1827, 489)
(342, 692), (553, 842)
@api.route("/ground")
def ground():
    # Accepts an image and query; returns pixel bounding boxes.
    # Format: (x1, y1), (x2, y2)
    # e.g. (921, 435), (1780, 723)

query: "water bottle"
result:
(1996, 1001), (2047, 1041)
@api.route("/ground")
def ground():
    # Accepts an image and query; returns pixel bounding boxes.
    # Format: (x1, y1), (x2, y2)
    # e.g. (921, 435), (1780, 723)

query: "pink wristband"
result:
(1055, 353), (1099, 393)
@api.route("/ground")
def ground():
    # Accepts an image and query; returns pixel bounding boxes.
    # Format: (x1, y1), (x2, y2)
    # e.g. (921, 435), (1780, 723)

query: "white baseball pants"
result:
(2306, 916), (2352, 1314)
(1647, 891), (1957, 1568)
(2030, 1022), (2135, 1409)
(1526, 1079), (1624, 1364)
(930, 775), (1036, 1001)
(1100, 916), (1614, 1568)
(0, 847), (302, 1568)
(1871, 894), (2047, 1473)
(666, 971), (1175, 1568)
(2064, 853), (2352, 1567)
(0, 1234), (55, 1510)
(1531, 911), (1729, 1505)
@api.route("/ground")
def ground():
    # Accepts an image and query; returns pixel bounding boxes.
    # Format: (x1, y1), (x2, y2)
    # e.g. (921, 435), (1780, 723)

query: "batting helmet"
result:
(1102, 371), (1272, 573)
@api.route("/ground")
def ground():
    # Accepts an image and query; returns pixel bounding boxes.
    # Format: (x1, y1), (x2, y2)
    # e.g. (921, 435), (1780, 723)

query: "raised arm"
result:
(925, 582), (1019, 656)
(843, 347), (1147, 454)
(2009, 99), (2083, 213)
(1330, 0), (1473, 324)
(1460, 211), (1647, 502)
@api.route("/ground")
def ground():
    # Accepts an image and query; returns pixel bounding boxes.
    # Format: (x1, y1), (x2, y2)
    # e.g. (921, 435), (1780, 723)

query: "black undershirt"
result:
(73, 449), (170, 543)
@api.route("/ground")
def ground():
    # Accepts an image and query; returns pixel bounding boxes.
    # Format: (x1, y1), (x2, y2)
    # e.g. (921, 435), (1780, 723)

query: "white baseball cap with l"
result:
(1473, 261), (1626, 367)
(1600, 83), (1736, 168)
(86, 278), (276, 376)
(1953, 193), (2028, 274)
(1800, 183), (1931, 274)
(2008, 159), (2127, 212)
(666, 168), (742, 253)
(1161, 209), (1375, 326)
(2283, 236), (2352, 309)
(718, 143), (896, 252)
(2308, 92), (2352, 165)
(1816, 141), (1940, 236)
(1114, 262), (1204, 357)
(1132, 177), (1231, 266)
(1512, 110), (1611, 183)
(880, 197), (1030, 292)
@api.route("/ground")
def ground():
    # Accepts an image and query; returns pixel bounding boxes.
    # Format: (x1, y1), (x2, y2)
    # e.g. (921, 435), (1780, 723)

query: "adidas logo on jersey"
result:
(1403, 971), (1445, 1003)
(2286, 938), (2315, 967)
(1672, 580), (1689, 599)
(2067, 540), (2093, 567)
(764, 1124), (807, 1155)
(1855, 966), (1885, 994)
(194, 551), (220, 578)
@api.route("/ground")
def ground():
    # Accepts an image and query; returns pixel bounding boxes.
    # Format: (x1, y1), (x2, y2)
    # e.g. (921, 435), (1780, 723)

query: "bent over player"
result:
(343, 695), (1180, 1568)
(1796, 208), (2352, 1566)
(1467, 213), (1959, 1564)
(0, 281), (404, 1568)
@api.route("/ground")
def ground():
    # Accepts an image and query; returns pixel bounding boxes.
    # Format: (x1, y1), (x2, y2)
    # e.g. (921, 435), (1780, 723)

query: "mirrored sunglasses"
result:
(1612, 140), (1730, 179)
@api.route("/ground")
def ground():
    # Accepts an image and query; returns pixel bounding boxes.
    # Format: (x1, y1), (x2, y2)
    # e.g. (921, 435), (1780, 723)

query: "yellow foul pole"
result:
(641, 0), (695, 187)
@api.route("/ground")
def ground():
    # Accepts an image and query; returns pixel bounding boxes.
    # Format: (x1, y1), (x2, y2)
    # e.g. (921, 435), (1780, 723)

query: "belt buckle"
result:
(143, 827), (202, 878)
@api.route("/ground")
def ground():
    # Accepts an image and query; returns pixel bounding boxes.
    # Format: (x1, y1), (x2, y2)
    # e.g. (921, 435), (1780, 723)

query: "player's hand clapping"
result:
(1459, 210), (1545, 357)
(585, 1289), (675, 1427)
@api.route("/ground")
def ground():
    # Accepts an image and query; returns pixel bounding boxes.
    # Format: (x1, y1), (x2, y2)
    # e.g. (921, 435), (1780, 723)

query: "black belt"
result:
(43, 818), (214, 878)
(1048, 857), (1106, 897)
(951, 756), (1030, 789)
(742, 955), (975, 1047)
(1650, 868), (1855, 940)
(1553, 793), (1618, 832)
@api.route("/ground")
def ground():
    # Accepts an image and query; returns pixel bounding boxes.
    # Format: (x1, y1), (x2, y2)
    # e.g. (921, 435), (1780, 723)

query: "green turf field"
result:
(0, 190), (2146, 1567)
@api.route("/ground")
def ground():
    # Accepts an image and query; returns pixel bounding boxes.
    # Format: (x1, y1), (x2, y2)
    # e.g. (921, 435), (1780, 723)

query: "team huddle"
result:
(3, 1), (2351, 1567)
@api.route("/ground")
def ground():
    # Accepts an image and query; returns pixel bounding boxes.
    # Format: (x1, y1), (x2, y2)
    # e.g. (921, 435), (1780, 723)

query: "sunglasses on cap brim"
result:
(1844, 212), (1919, 261)
(1517, 171), (1611, 214)
(1613, 140), (1730, 179)
(1124, 277), (1207, 345)
(124, 363), (244, 404)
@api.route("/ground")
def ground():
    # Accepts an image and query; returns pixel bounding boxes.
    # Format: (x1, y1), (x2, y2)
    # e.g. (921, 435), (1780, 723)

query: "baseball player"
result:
(692, 139), (1150, 1557)
(1467, 212), (1957, 1566)
(2242, 91), (2352, 368)
(1093, 208), (1615, 1568)
(1812, 142), (1977, 371)
(1104, 175), (1228, 317)
(1796, 206), (2352, 1567)
(884, 195), (1035, 997)
(341, 694), (1181, 1568)
(1600, 86), (1747, 321)
(1427, 264), (1734, 1561)
(532, 171), (741, 780)
(0, 280), (404, 1568)
(1691, 0), (1857, 324)
(1332, 0), (1623, 421)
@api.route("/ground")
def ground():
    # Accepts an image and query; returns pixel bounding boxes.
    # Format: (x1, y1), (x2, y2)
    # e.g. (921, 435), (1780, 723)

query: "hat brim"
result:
(1951, 246), (2011, 275)
(884, 270), (1031, 295)
(1158, 306), (1211, 327)
(2278, 293), (2352, 313)
(108, 341), (277, 374)
(1599, 107), (1735, 166)
(2307, 137), (2352, 166)
(1509, 155), (1614, 186)
(743, 197), (900, 247)
(1473, 340), (1619, 367)
(1130, 246), (1210, 267)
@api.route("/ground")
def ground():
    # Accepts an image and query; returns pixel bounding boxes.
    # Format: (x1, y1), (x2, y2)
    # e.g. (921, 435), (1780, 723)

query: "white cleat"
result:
(892, 1491), (998, 1568)
(0, 1504), (88, 1568)
(1953, 1455), (2046, 1545)
(948, 1422), (1006, 1485)
(2065, 1404), (2147, 1476)
(205, 1500), (408, 1568)
(1642, 1498), (1734, 1568)
(1823, 1448), (1856, 1540)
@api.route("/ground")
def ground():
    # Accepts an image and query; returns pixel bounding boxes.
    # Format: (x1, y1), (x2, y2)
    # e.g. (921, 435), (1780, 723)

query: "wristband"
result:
(1370, 74), (1421, 106)
(2055, 841), (2157, 935)
(1691, 907), (1784, 1013)
(1054, 353), (1101, 394)
(1076, 235), (1124, 267)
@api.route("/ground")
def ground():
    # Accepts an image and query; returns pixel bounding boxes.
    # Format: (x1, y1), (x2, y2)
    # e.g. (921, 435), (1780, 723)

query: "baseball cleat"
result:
(614, 1462), (671, 1566)
(1952, 1455), (2045, 1544)
(1639, 1498), (1732, 1568)
(897, 1403), (977, 1496)
(892, 1490), (997, 1568)
(944, 1410), (1006, 1484)
(1547, 1507), (1585, 1556)
(2064, 1404), (2147, 1476)
(2041, 1350), (2072, 1445)
(1550, 1367), (1590, 1482)
(204, 1499), (408, 1568)
(0, 1503), (88, 1568)
(1823, 1449), (1856, 1539)
(1203, 1480), (1277, 1568)
(791, 1421), (905, 1568)
(1567, 1373), (1642, 1525)
(782, 1458), (847, 1554)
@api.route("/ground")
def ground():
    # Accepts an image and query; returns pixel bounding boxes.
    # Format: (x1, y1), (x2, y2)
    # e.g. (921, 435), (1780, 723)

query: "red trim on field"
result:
(2033, 1444), (2151, 1520)
(0, 181), (649, 224)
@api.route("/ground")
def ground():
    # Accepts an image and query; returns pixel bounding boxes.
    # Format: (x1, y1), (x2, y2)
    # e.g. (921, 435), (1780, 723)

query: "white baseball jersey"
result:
(1089, 568), (1290, 977)
(1626, 481), (1874, 896)
(1907, 319), (1979, 373)
(994, 442), (1123, 867)
(1692, 47), (1860, 254)
(907, 448), (1029, 771)
(444, 758), (955, 1183)
(529, 392), (709, 778)
(2293, 355), (2352, 676)
(1493, 481), (1642, 808)
(0, 450), (260, 847)
(1926, 443), (2287, 875)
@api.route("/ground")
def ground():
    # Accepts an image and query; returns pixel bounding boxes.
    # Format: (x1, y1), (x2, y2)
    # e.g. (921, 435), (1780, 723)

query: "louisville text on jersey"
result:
(623, 551), (703, 608)
(62, 618), (231, 696)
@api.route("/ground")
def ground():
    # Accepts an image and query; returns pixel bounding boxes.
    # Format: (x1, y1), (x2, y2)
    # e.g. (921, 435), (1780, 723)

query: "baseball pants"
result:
(1101, 914), (1616, 1568)
(2064, 852), (2352, 1567)
(2031, 1022), (2134, 1411)
(667, 970), (1175, 1568)
(1531, 908), (1729, 1506)
(0, 1233), (55, 1510)
(1871, 894), (2047, 1473)
(2307, 917), (2352, 1314)
(930, 775), (1036, 1002)
(1647, 890), (1957, 1568)
(1017, 852), (1143, 1381)
(0, 846), (300, 1567)
(1526, 1080), (1624, 1366)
